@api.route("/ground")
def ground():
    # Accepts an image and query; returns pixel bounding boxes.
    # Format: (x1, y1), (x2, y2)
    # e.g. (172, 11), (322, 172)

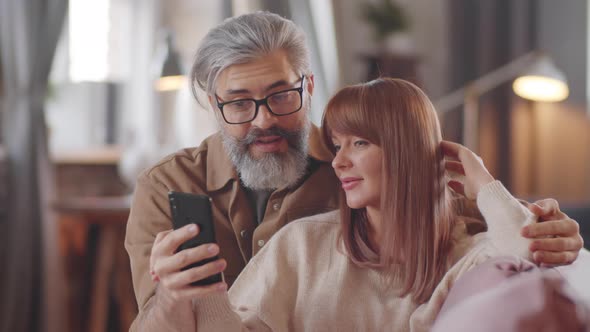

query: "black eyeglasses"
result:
(215, 75), (305, 124)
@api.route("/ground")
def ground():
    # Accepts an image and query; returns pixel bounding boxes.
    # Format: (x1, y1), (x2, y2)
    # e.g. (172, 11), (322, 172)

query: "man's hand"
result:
(136, 224), (227, 332)
(521, 199), (584, 265)
(150, 224), (227, 308)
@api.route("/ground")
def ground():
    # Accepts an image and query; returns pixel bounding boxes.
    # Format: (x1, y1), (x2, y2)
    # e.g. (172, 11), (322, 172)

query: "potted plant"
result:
(360, 0), (413, 54)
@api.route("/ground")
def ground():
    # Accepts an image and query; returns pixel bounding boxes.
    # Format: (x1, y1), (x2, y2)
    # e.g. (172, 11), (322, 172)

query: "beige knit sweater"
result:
(193, 181), (536, 331)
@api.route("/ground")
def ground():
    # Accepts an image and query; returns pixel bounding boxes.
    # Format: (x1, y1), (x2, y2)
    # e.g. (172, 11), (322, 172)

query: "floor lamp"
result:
(434, 51), (569, 152)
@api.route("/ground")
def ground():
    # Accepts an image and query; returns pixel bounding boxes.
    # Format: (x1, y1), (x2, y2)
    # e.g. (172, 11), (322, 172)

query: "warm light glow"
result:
(512, 75), (569, 102)
(155, 76), (186, 91)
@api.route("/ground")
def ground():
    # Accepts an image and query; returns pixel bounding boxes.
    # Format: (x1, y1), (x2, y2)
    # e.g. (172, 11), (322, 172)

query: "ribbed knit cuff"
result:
(476, 180), (535, 259)
(477, 181), (535, 224)
(192, 292), (238, 325)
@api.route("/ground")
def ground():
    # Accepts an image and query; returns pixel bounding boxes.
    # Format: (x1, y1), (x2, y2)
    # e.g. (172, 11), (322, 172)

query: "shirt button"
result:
(272, 203), (281, 211)
(257, 239), (265, 247)
(240, 230), (247, 238)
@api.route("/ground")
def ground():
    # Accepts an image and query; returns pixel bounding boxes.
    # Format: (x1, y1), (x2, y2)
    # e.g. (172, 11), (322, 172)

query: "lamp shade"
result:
(512, 54), (569, 102)
(154, 32), (185, 91)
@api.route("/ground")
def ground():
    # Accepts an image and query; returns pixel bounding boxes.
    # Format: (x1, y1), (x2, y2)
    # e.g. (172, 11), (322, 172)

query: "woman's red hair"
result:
(322, 78), (455, 303)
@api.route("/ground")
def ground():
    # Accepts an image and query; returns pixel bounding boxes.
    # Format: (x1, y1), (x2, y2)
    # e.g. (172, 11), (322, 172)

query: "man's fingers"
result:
(521, 219), (579, 238)
(445, 161), (465, 175)
(529, 236), (582, 252)
(151, 229), (174, 274)
(533, 250), (578, 265)
(162, 259), (227, 290)
(154, 224), (199, 256)
(530, 199), (562, 218)
(154, 229), (173, 245)
(154, 244), (220, 277)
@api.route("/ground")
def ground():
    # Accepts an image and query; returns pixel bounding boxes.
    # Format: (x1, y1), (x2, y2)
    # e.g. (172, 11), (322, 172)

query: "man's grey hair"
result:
(191, 11), (312, 104)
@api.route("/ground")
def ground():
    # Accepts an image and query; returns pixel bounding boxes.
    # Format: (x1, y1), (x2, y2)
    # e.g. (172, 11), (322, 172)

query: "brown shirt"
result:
(125, 125), (340, 313)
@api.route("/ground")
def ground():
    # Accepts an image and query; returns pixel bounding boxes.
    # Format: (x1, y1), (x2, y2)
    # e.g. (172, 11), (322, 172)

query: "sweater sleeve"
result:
(476, 181), (536, 260)
(192, 223), (304, 331)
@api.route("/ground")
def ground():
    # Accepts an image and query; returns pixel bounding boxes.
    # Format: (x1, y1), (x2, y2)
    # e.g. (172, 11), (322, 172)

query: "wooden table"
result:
(54, 195), (137, 332)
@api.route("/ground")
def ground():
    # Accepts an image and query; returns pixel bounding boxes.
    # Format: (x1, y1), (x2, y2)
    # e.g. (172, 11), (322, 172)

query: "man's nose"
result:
(251, 104), (278, 129)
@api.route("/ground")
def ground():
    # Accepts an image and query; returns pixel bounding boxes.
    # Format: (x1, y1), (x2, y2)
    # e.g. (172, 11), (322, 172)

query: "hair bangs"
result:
(322, 85), (381, 152)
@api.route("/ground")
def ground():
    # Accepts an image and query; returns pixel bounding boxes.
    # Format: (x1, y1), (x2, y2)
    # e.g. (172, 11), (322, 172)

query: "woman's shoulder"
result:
(261, 210), (340, 254)
(248, 210), (341, 273)
(273, 210), (340, 242)
(289, 209), (340, 226)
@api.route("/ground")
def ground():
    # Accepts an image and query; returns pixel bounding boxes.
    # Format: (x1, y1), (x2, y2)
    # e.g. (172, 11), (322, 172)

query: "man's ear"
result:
(208, 94), (216, 110)
(307, 74), (315, 96)
(207, 94), (225, 124)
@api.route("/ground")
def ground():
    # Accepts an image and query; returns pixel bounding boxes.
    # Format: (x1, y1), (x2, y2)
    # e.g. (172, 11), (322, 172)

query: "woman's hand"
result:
(440, 140), (495, 199)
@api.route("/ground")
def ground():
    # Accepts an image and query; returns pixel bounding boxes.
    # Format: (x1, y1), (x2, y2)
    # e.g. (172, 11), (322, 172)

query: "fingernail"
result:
(529, 241), (536, 251)
(208, 244), (218, 253)
(521, 227), (529, 237)
(217, 283), (227, 291)
(188, 224), (197, 233)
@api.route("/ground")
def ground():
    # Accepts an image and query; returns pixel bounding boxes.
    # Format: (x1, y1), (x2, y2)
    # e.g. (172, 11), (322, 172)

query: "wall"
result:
(538, 0), (587, 106)
(511, 102), (590, 202)
(332, 0), (450, 98)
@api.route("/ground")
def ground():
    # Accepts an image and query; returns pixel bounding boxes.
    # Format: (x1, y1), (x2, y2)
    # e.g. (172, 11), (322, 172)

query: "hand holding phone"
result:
(168, 191), (223, 286)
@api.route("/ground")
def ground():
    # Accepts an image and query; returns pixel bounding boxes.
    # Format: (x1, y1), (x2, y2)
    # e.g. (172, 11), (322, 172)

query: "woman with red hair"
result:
(191, 78), (584, 331)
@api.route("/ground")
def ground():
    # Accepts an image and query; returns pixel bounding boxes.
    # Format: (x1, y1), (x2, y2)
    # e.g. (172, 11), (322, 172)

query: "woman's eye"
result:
(354, 140), (368, 147)
(333, 144), (341, 152)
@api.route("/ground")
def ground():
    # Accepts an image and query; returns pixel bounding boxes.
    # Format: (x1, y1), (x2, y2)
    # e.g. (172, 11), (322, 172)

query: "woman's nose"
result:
(332, 150), (351, 170)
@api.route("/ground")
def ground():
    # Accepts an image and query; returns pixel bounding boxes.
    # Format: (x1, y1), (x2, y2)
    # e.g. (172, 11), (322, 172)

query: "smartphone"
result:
(168, 191), (222, 286)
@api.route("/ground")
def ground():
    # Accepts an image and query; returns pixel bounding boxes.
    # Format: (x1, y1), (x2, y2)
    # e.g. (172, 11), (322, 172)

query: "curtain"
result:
(446, 0), (536, 188)
(0, 1), (68, 331)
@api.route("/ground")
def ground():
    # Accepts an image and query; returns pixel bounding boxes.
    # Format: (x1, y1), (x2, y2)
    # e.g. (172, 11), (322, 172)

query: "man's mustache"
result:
(241, 126), (300, 145)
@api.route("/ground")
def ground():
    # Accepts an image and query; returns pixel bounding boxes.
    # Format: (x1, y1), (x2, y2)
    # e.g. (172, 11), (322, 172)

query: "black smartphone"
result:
(168, 191), (222, 286)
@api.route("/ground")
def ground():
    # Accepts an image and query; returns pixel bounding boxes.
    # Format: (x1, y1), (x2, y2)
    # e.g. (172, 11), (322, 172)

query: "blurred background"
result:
(1, 0), (589, 331)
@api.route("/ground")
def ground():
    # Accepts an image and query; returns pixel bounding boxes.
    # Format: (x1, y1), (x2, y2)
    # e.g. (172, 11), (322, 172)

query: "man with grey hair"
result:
(125, 11), (339, 331)
(125, 11), (583, 331)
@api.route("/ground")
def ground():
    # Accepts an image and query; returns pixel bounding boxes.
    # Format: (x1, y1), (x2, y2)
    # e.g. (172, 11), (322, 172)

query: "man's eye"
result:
(228, 101), (251, 111)
(272, 93), (289, 102)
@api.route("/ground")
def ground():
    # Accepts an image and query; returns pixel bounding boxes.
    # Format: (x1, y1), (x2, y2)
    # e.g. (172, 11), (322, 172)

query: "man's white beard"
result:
(221, 120), (311, 191)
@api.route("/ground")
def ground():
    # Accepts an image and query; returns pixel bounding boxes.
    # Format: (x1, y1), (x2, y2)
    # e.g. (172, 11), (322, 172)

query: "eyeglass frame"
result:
(214, 75), (306, 125)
